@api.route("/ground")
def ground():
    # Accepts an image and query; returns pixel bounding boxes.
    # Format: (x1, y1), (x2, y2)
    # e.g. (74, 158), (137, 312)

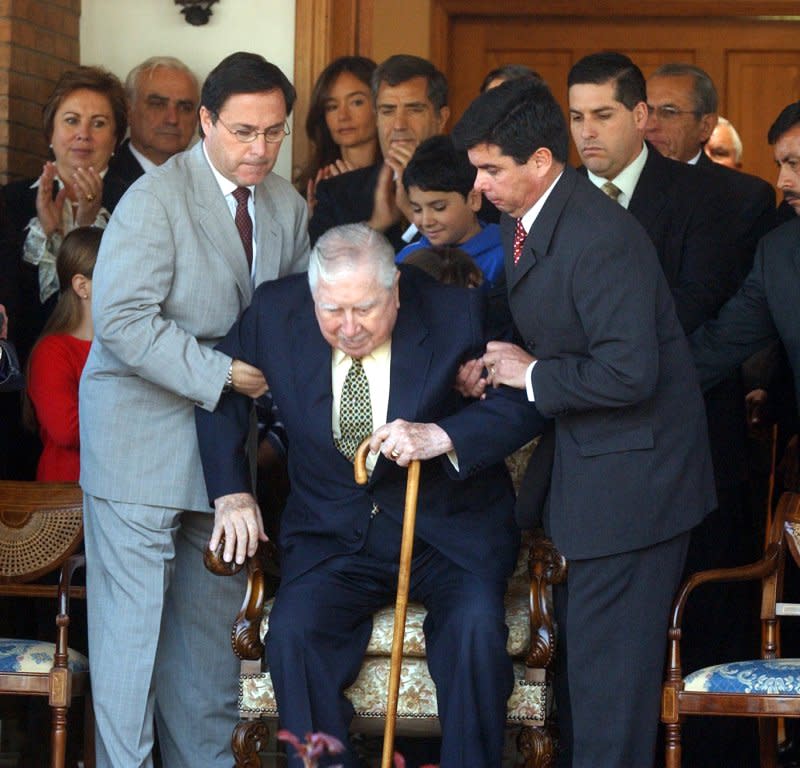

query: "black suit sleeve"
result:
(196, 296), (265, 504)
(690, 244), (779, 391)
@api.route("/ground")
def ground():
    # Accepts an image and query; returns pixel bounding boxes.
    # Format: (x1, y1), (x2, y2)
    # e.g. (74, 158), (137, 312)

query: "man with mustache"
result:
(109, 56), (199, 186)
(310, 54), (450, 250)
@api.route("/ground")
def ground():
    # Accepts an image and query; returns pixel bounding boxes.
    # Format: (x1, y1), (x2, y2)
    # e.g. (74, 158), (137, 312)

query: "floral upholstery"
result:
(0, 638), (88, 674)
(683, 659), (800, 694)
(259, 589), (532, 660)
(249, 534), (548, 727)
(241, 659), (547, 727)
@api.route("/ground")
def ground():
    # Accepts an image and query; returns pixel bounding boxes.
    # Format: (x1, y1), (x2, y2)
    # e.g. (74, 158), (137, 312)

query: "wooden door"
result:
(432, 2), (800, 186)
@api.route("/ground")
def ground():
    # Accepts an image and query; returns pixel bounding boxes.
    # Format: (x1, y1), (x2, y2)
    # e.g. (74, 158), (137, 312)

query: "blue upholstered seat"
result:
(0, 638), (88, 674)
(684, 659), (800, 694)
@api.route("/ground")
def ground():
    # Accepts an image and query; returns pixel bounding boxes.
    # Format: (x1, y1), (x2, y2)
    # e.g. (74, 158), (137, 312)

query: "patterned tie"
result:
(602, 181), (623, 203)
(335, 358), (372, 462)
(232, 186), (253, 271)
(512, 218), (526, 265)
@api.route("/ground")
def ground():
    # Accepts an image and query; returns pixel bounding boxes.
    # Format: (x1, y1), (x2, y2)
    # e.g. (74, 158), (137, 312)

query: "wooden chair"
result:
(209, 444), (567, 768)
(662, 491), (800, 768)
(0, 481), (91, 768)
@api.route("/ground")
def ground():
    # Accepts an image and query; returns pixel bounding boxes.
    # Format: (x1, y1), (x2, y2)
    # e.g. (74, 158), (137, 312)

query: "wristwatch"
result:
(222, 362), (233, 393)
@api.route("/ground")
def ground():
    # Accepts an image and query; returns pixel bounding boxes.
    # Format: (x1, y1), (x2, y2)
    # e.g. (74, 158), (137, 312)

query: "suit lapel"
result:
(627, 146), (670, 233)
(507, 167), (576, 293)
(188, 143), (253, 304)
(368, 281), (432, 484)
(253, 181), (282, 283)
(290, 295), (338, 452)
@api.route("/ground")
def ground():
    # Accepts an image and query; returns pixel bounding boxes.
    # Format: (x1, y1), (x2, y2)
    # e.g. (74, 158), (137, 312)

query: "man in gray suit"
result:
(79, 52), (309, 768)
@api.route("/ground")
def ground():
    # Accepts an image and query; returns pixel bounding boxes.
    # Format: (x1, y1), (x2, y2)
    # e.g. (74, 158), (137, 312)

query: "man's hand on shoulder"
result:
(210, 492), (267, 565)
(369, 419), (454, 467)
(231, 359), (268, 398)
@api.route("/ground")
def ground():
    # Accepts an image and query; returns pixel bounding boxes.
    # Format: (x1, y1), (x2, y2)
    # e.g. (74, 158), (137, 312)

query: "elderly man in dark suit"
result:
(196, 222), (543, 768)
(108, 56), (199, 186)
(452, 78), (716, 768)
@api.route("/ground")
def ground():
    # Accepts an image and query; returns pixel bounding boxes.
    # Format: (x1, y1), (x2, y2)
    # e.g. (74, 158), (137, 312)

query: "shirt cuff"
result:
(401, 223), (418, 243)
(446, 448), (459, 472)
(525, 360), (537, 402)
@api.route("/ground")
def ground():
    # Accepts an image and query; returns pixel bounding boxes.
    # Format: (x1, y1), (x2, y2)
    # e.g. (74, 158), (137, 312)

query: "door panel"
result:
(443, 12), (800, 186)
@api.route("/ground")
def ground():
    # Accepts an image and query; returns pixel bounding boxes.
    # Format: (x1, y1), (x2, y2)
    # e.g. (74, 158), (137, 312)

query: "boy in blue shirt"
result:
(396, 135), (503, 288)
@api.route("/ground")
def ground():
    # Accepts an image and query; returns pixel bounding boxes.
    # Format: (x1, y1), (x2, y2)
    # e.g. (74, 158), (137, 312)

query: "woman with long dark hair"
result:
(24, 227), (101, 481)
(300, 56), (380, 214)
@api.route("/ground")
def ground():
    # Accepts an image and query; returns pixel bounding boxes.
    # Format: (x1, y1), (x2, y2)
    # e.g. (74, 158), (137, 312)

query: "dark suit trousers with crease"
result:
(265, 511), (513, 768)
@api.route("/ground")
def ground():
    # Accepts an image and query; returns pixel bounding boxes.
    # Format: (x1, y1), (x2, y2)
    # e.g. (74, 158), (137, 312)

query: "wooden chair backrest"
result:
(0, 481), (83, 585)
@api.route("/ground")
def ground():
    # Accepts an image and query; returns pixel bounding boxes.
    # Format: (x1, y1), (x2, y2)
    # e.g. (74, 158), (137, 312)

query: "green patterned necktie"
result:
(335, 357), (372, 462)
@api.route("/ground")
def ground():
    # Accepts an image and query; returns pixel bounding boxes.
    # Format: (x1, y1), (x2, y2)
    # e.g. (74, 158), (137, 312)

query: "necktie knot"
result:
(512, 218), (526, 265)
(602, 181), (622, 203)
(232, 186), (250, 206)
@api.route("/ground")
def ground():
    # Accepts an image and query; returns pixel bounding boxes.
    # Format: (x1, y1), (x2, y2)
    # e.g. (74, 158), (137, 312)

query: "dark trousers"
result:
(553, 532), (690, 768)
(266, 513), (513, 768)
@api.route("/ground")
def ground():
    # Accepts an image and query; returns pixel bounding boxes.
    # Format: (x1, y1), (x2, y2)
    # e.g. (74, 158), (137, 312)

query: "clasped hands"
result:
(456, 340), (536, 398)
(36, 161), (104, 236)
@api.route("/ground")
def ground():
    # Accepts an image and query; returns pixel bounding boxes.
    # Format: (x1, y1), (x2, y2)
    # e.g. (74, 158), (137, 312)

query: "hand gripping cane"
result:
(354, 438), (421, 768)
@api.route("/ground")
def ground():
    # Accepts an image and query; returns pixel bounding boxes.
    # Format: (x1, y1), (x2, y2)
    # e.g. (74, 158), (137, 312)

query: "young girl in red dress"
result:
(24, 227), (101, 481)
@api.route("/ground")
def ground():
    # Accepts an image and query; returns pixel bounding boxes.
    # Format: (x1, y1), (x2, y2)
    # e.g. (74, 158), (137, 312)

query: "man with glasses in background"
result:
(80, 52), (309, 768)
(109, 55), (200, 186)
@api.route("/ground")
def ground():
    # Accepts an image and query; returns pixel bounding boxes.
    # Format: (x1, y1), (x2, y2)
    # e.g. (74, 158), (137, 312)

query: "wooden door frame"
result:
(430, 1), (800, 70)
(292, 0), (373, 181)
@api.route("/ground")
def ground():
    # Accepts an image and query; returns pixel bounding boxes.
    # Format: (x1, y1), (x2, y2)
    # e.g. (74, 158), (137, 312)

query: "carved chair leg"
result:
(664, 721), (682, 768)
(759, 718), (778, 768)
(50, 705), (69, 768)
(518, 725), (555, 768)
(232, 719), (271, 768)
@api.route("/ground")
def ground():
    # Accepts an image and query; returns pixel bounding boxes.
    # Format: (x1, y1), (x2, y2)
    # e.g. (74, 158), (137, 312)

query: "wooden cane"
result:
(354, 437), (421, 768)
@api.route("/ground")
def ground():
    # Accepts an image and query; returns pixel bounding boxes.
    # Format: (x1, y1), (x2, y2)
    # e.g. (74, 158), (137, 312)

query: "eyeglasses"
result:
(647, 104), (701, 121)
(214, 114), (290, 143)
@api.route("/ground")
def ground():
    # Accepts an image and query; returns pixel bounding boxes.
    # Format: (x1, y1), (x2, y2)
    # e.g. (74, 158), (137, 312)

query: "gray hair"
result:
(650, 63), (718, 115)
(308, 223), (398, 294)
(125, 56), (199, 102)
(716, 116), (743, 162)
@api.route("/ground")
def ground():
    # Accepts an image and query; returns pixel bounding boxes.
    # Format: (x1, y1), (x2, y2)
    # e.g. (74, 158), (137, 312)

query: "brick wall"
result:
(0, 0), (81, 184)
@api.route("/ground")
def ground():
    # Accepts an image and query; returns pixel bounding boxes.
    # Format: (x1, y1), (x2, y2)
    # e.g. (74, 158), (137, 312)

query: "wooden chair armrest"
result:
(54, 553), (86, 665)
(668, 544), (781, 633)
(664, 544), (781, 684)
(526, 531), (567, 670)
(230, 540), (281, 661)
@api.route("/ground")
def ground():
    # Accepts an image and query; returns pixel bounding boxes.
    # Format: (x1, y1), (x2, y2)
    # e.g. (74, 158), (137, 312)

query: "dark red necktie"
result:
(512, 218), (526, 265)
(232, 186), (253, 272)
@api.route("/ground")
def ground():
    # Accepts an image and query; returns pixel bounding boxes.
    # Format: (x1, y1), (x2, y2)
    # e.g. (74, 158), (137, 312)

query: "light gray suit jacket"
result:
(80, 141), (309, 511)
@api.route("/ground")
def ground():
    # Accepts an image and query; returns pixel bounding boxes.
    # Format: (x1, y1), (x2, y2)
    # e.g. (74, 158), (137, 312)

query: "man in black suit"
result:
(691, 100), (800, 449)
(645, 62), (776, 279)
(309, 55), (450, 250)
(196, 222), (543, 767)
(452, 78), (715, 768)
(108, 56), (199, 186)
